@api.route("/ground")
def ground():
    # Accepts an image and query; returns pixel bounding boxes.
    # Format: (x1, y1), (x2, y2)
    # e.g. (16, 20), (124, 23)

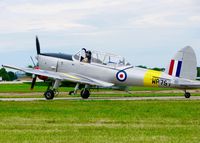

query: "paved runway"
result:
(1, 96), (200, 101)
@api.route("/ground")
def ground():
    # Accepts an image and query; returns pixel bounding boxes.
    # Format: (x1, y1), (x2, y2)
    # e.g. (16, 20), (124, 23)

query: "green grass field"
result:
(0, 100), (200, 143)
(0, 83), (200, 142)
(0, 83), (73, 93)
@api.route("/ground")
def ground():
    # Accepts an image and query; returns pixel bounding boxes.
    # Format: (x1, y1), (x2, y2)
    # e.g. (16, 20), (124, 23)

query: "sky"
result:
(0, 0), (200, 68)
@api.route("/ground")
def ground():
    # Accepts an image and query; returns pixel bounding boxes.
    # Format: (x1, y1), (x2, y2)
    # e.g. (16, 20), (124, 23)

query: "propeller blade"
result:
(36, 36), (40, 55)
(30, 56), (36, 67)
(31, 76), (37, 90)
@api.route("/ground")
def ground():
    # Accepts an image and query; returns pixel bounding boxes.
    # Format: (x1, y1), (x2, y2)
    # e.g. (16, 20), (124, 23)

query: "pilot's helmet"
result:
(82, 48), (87, 52)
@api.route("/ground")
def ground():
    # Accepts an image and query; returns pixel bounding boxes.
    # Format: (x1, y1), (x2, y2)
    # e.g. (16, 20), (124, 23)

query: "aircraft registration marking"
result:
(144, 70), (162, 87)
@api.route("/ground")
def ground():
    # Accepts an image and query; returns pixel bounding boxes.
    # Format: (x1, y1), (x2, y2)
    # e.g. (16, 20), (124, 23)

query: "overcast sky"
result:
(0, 0), (200, 68)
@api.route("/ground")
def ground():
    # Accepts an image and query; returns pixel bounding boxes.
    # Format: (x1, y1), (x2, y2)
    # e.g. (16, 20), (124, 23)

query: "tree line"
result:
(0, 68), (17, 81)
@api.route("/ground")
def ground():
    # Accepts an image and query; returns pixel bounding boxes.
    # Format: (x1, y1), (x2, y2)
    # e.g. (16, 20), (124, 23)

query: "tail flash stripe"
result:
(168, 60), (175, 75)
(176, 61), (182, 77)
(172, 61), (178, 76)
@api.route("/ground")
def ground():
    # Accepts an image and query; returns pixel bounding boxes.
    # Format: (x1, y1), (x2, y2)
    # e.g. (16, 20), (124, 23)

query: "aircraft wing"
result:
(2, 64), (114, 87)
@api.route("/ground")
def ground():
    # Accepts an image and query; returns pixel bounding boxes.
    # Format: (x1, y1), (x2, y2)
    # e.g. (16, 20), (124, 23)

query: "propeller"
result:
(30, 37), (40, 90)
(36, 36), (41, 55)
(30, 36), (48, 90)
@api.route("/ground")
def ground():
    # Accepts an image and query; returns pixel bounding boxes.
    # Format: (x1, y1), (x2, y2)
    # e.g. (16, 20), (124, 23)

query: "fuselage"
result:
(37, 53), (198, 89)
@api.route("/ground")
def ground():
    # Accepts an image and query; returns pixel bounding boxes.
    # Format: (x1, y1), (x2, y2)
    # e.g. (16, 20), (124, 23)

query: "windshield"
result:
(73, 49), (131, 68)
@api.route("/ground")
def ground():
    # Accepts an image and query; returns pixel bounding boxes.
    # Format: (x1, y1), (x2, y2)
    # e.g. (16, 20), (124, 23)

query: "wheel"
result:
(81, 89), (90, 99)
(69, 91), (75, 95)
(44, 89), (55, 100)
(184, 92), (191, 98)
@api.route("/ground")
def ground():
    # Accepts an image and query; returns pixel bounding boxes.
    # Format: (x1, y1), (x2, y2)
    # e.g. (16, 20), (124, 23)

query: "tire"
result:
(69, 91), (75, 95)
(81, 89), (90, 99)
(44, 90), (55, 100)
(185, 92), (191, 98)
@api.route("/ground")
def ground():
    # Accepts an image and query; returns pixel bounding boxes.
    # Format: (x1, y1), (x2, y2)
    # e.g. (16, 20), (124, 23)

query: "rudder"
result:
(166, 46), (197, 80)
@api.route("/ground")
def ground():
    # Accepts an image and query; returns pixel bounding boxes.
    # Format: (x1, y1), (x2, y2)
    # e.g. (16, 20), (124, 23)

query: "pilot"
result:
(82, 50), (92, 63)
(80, 48), (92, 63)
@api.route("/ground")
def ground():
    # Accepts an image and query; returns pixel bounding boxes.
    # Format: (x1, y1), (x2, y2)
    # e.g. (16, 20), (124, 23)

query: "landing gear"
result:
(44, 79), (61, 100)
(81, 89), (90, 99)
(184, 92), (191, 98)
(69, 88), (90, 99)
(44, 89), (55, 100)
(43, 81), (91, 100)
(69, 83), (80, 95)
(68, 84), (90, 99)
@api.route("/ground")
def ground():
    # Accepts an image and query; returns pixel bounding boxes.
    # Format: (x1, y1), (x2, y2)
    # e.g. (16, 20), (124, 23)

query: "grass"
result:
(0, 83), (200, 142)
(0, 100), (200, 143)
(0, 83), (74, 93)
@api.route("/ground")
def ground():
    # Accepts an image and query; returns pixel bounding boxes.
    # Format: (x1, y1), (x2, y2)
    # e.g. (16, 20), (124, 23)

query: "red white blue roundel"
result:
(116, 70), (127, 82)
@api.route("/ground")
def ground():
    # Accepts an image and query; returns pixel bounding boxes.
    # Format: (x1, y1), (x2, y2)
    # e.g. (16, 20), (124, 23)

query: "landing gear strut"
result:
(184, 92), (191, 98)
(69, 83), (80, 95)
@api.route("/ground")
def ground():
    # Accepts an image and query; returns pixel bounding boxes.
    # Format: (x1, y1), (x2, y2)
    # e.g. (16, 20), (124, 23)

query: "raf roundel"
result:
(116, 70), (127, 82)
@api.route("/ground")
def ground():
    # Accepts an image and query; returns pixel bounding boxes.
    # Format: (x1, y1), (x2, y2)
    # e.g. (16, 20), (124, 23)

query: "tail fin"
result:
(166, 46), (197, 80)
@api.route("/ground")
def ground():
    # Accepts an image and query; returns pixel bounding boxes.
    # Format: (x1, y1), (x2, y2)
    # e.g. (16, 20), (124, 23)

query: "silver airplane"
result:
(3, 37), (200, 100)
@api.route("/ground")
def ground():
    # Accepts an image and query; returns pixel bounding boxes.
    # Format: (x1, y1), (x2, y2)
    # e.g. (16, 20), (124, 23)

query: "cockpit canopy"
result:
(73, 49), (131, 68)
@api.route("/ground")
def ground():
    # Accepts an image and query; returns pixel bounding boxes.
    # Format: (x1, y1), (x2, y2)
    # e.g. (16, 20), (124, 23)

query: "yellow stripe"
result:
(62, 73), (80, 80)
(144, 70), (162, 87)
